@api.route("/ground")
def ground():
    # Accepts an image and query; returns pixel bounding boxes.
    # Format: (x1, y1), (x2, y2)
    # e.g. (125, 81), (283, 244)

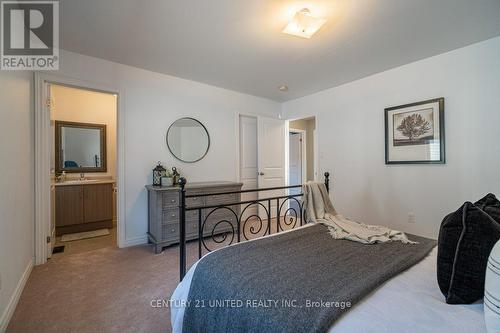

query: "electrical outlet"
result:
(408, 212), (416, 224)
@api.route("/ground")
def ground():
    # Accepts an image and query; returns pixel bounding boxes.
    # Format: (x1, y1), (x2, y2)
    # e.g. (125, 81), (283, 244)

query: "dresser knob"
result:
(171, 199), (175, 203)
(171, 228), (175, 232)
(171, 213), (175, 217)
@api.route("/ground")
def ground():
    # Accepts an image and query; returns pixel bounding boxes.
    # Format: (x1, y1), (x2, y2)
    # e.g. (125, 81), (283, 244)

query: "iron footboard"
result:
(178, 172), (330, 280)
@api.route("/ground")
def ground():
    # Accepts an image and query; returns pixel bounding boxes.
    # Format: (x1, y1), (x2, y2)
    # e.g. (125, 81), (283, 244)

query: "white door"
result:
(239, 115), (258, 219)
(257, 116), (285, 219)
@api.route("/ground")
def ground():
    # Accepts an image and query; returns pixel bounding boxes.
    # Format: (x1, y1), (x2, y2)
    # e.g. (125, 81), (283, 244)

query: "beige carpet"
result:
(8, 218), (299, 332)
(7, 242), (202, 333)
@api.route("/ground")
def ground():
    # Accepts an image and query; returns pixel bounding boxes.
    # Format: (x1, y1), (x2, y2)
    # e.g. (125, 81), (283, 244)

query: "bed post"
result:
(178, 177), (187, 281)
(324, 172), (330, 193)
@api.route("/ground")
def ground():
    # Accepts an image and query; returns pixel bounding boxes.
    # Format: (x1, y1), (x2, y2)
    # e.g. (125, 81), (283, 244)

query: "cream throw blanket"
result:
(302, 182), (416, 244)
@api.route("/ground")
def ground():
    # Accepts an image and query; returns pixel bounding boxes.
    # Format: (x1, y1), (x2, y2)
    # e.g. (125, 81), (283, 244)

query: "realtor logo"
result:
(1, 0), (59, 70)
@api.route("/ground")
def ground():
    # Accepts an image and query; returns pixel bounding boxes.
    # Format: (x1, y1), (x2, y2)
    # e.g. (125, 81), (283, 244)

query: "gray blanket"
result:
(183, 224), (436, 333)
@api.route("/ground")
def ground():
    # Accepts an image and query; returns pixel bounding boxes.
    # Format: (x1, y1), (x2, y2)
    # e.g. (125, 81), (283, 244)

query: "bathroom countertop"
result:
(52, 179), (116, 186)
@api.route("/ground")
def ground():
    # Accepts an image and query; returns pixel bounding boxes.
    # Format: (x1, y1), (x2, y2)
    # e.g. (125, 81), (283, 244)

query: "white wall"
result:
(283, 37), (500, 239)
(0, 71), (34, 330)
(55, 50), (281, 244)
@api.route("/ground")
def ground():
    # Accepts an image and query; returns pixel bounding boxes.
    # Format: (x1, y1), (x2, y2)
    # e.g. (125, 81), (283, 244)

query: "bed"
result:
(170, 223), (486, 332)
(171, 175), (486, 332)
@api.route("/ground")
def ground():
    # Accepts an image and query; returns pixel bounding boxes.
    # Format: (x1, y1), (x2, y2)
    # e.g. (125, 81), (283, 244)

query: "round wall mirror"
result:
(166, 118), (210, 163)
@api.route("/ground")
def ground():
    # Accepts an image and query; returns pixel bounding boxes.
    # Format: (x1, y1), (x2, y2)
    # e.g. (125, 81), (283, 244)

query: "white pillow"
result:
(485, 239), (500, 333)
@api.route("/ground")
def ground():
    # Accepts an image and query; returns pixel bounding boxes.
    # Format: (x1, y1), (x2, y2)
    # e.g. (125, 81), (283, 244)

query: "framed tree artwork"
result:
(385, 98), (445, 164)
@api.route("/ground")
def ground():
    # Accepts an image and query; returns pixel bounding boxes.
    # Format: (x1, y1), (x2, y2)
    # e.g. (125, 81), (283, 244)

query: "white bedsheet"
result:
(170, 231), (486, 333)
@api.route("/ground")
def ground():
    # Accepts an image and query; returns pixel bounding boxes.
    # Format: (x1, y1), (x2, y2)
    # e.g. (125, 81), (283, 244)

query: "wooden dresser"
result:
(54, 181), (114, 236)
(146, 181), (243, 254)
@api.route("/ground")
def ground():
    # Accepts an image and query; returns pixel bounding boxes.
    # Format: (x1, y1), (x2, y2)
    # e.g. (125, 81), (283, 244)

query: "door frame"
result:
(34, 72), (125, 265)
(285, 115), (319, 182)
(288, 128), (307, 185)
(313, 129), (318, 181)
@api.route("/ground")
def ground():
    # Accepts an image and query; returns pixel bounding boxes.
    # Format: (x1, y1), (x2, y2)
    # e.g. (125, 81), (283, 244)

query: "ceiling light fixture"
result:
(282, 8), (326, 39)
(279, 85), (289, 92)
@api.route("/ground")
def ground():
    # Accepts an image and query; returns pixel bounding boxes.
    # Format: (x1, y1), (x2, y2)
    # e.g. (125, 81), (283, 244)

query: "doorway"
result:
(34, 73), (124, 265)
(288, 117), (317, 183)
(289, 130), (305, 186)
(287, 116), (316, 218)
(48, 84), (118, 258)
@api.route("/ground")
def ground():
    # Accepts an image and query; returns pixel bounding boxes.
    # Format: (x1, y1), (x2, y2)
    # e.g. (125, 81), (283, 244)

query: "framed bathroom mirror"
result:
(55, 121), (107, 173)
(166, 117), (210, 163)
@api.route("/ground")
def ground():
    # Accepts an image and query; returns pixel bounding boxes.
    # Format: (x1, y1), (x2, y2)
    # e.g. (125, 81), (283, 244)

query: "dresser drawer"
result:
(162, 208), (179, 222)
(186, 219), (200, 236)
(187, 209), (201, 221)
(206, 207), (238, 220)
(162, 207), (200, 223)
(205, 206), (239, 221)
(186, 195), (204, 207)
(203, 210), (237, 235)
(162, 220), (201, 243)
(162, 192), (179, 208)
(206, 193), (239, 206)
(161, 223), (179, 241)
(164, 220), (200, 241)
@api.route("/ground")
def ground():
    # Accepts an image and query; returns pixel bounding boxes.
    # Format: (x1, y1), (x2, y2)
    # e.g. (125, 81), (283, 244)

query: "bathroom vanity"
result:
(54, 180), (114, 236)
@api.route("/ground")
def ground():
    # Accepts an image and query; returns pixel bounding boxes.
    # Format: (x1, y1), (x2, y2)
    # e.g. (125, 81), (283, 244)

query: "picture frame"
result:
(385, 98), (445, 164)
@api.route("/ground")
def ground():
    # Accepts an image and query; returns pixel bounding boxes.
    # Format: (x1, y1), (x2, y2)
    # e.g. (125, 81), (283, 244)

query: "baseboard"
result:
(0, 258), (34, 332)
(123, 235), (148, 247)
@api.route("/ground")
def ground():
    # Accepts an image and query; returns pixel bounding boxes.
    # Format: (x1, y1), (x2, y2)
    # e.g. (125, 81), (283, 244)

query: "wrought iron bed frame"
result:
(177, 172), (330, 280)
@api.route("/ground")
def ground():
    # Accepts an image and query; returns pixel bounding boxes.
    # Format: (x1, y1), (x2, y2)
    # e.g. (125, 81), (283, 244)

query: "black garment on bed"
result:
(437, 194), (500, 304)
(182, 223), (436, 333)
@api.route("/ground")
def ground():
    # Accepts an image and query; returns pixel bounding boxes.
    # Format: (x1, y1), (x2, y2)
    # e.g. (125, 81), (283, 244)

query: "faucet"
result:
(80, 172), (85, 181)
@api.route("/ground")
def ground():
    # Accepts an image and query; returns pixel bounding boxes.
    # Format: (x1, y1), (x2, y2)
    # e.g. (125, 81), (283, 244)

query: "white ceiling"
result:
(60, 0), (500, 101)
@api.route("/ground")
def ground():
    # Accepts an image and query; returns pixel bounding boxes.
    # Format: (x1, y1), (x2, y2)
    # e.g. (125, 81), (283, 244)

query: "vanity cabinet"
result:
(83, 184), (113, 223)
(146, 181), (243, 254)
(55, 185), (84, 226)
(55, 182), (114, 236)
